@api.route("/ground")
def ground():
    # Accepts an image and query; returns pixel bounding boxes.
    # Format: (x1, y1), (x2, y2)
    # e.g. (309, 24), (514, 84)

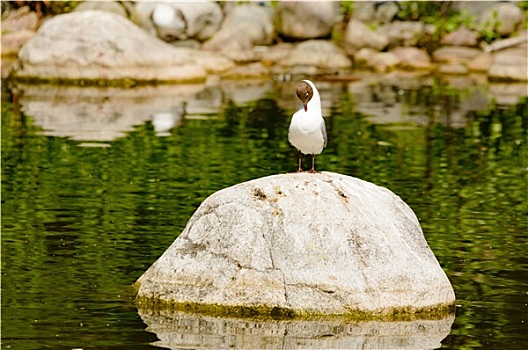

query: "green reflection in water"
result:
(2, 81), (527, 350)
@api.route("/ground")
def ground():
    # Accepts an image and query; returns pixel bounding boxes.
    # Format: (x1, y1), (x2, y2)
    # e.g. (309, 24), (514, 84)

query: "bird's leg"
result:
(310, 154), (316, 173)
(297, 150), (303, 172)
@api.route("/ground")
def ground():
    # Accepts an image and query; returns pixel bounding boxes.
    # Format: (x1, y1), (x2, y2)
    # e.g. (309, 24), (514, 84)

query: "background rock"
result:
(432, 46), (482, 64)
(13, 10), (207, 83)
(344, 19), (389, 55)
(440, 26), (479, 47)
(1, 5), (38, 32)
(378, 21), (434, 48)
(132, 1), (222, 42)
(351, 2), (376, 23)
(260, 42), (294, 66)
(374, 2), (399, 24)
(2, 29), (35, 57)
(369, 52), (400, 73)
(391, 47), (432, 70)
(278, 40), (352, 72)
(437, 63), (469, 75)
(479, 2), (525, 37)
(353, 47), (378, 67)
(136, 172), (455, 317)
(488, 48), (528, 81)
(275, 1), (340, 40)
(203, 4), (274, 54)
(74, 1), (127, 17)
(1, 5), (38, 58)
(151, 3), (186, 41)
(467, 52), (492, 72)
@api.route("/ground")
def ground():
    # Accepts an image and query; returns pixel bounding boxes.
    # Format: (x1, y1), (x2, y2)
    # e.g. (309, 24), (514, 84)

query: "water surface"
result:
(2, 73), (527, 349)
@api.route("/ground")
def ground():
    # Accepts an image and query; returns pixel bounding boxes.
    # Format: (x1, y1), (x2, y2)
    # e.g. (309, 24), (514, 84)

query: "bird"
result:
(288, 80), (327, 173)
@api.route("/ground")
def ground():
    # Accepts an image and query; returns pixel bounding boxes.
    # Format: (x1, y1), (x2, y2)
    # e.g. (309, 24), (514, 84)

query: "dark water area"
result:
(2, 73), (527, 349)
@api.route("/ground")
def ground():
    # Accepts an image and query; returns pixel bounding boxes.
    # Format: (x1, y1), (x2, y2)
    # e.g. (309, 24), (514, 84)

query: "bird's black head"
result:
(296, 81), (313, 112)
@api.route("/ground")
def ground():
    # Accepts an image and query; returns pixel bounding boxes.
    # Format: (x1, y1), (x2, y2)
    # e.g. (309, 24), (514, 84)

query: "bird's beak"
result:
(304, 103), (307, 112)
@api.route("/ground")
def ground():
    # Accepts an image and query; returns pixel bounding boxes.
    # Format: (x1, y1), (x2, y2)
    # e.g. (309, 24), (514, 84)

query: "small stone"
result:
(275, 1), (340, 40)
(480, 3), (525, 37)
(369, 52), (401, 73)
(391, 47), (432, 70)
(432, 46), (482, 64)
(488, 48), (528, 81)
(203, 4), (274, 53)
(74, 1), (127, 17)
(440, 26), (479, 47)
(1, 29), (35, 57)
(223, 62), (270, 79)
(279, 40), (352, 72)
(1, 6), (38, 32)
(260, 43), (294, 66)
(132, 1), (223, 42)
(467, 53), (492, 72)
(354, 48), (378, 67)
(438, 63), (469, 75)
(344, 19), (389, 55)
(378, 21), (434, 48)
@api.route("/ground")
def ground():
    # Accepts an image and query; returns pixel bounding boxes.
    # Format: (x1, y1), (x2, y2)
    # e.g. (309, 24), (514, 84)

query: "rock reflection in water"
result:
(14, 84), (203, 142)
(138, 309), (455, 350)
(14, 81), (275, 144)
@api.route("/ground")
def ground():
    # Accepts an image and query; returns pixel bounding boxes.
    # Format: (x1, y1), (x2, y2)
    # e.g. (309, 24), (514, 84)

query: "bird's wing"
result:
(321, 117), (327, 147)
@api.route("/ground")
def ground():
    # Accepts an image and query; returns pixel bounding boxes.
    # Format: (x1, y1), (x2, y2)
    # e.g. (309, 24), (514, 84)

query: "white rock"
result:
(275, 1), (340, 39)
(391, 47), (432, 70)
(203, 4), (274, 53)
(152, 3), (186, 41)
(432, 46), (482, 64)
(378, 21), (434, 48)
(13, 11), (206, 83)
(369, 52), (401, 73)
(489, 48), (528, 81)
(136, 172), (456, 317)
(480, 3), (525, 36)
(74, 1), (127, 17)
(279, 40), (352, 71)
(354, 47), (378, 66)
(132, 1), (222, 42)
(344, 19), (388, 55)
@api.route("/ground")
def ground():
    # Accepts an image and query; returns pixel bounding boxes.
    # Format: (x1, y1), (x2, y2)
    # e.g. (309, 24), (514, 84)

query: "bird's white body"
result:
(288, 80), (327, 155)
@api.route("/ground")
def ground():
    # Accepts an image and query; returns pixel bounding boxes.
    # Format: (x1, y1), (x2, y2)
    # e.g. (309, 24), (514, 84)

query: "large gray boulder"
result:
(275, 1), (340, 40)
(136, 172), (456, 318)
(13, 10), (206, 84)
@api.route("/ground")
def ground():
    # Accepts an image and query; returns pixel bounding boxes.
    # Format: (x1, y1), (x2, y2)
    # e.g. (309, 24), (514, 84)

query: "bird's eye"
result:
(305, 93), (309, 97)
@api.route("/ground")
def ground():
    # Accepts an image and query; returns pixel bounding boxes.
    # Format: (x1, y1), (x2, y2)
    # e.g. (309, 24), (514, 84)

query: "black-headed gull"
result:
(288, 80), (327, 173)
